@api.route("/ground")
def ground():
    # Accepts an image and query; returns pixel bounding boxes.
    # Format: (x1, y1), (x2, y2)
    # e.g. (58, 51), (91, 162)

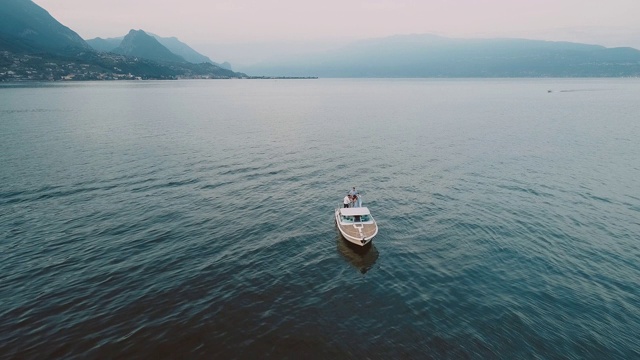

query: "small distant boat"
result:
(335, 205), (378, 246)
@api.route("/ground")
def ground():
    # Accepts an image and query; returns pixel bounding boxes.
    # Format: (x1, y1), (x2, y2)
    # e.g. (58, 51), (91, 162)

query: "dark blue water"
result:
(1, 79), (639, 359)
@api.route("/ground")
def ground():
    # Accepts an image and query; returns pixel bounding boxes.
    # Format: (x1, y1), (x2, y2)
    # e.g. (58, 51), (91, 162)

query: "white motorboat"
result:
(334, 206), (378, 246)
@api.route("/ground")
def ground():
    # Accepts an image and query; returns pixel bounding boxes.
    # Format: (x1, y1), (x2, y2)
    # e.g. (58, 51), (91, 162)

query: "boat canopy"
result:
(340, 207), (371, 216)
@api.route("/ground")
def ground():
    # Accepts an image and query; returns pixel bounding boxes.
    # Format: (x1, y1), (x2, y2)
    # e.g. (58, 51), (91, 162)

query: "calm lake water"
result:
(1, 79), (639, 359)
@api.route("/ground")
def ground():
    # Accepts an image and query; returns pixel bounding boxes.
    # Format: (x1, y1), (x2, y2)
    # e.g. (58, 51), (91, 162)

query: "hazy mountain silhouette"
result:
(241, 34), (640, 77)
(151, 35), (210, 63)
(85, 37), (121, 53)
(111, 30), (186, 63)
(151, 34), (232, 69)
(87, 33), (232, 69)
(0, 0), (89, 55)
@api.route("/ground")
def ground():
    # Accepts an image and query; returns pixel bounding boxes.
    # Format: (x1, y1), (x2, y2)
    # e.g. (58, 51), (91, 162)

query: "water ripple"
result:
(1, 79), (640, 358)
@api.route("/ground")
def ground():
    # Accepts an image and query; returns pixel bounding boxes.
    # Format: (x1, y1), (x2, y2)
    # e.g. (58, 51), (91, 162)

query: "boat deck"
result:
(338, 222), (378, 240)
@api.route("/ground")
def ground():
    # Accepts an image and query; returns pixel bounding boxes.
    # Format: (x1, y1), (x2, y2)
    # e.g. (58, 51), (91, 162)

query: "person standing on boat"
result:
(349, 187), (359, 207)
(343, 194), (351, 208)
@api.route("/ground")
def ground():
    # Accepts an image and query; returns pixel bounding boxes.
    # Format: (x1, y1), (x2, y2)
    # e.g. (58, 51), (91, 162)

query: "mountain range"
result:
(0, 0), (243, 80)
(2, 0), (640, 79)
(241, 34), (640, 77)
(86, 33), (232, 70)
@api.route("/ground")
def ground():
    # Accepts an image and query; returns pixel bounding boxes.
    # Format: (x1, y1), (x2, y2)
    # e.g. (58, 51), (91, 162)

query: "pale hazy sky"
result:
(33, 0), (640, 66)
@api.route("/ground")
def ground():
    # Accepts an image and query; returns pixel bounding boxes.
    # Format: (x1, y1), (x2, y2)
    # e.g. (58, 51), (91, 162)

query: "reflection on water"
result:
(336, 234), (379, 274)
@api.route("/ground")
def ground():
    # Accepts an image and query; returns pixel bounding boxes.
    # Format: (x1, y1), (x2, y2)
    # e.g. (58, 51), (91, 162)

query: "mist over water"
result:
(1, 79), (639, 358)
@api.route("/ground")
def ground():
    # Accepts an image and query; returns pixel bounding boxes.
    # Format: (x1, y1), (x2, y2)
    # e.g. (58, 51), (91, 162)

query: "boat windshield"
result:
(341, 214), (371, 223)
